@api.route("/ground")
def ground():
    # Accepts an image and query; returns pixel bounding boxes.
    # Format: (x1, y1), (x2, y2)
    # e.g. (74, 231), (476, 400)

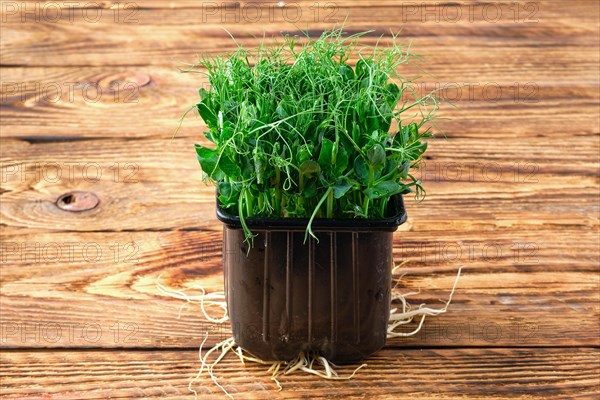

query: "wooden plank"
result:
(1, 3), (597, 138)
(1, 226), (598, 348)
(2, 1), (597, 27)
(1, 348), (599, 399)
(11, 0), (591, 9)
(1, 133), (597, 343)
(1, 136), (598, 231)
(3, 133), (597, 347)
(0, 66), (202, 139)
(1, 2), (598, 67)
(0, 0), (598, 397)
(0, 66), (598, 139)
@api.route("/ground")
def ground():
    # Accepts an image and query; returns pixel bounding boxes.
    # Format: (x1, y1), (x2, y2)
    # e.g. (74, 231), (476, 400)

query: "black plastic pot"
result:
(217, 195), (407, 363)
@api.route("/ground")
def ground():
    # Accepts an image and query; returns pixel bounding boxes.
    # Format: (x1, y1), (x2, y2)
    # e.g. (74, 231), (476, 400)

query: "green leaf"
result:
(195, 144), (220, 178)
(196, 101), (218, 129)
(415, 141), (428, 156)
(333, 178), (352, 199)
(302, 179), (318, 198)
(350, 203), (367, 218)
(218, 181), (233, 198)
(365, 104), (379, 133)
(297, 144), (313, 164)
(339, 64), (355, 82)
(364, 180), (403, 199)
(204, 130), (217, 144)
(400, 160), (410, 179)
(408, 122), (419, 141)
(318, 138), (334, 172)
(394, 123), (415, 147)
(218, 181), (240, 208)
(360, 77), (370, 90)
(378, 102), (392, 133)
(223, 100), (239, 120)
(253, 148), (267, 184)
(275, 104), (288, 119)
(400, 127), (409, 147)
(199, 88), (210, 102)
(356, 58), (371, 79)
(240, 156), (254, 180)
(219, 150), (241, 178)
(220, 121), (234, 141)
(385, 83), (400, 107)
(353, 157), (370, 184)
(367, 143), (386, 171)
(334, 146), (349, 175)
(381, 158), (399, 179)
(299, 160), (320, 178)
(352, 123), (362, 147)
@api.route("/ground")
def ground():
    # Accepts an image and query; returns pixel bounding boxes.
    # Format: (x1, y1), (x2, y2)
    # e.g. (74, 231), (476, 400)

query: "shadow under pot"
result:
(216, 194), (407, 364)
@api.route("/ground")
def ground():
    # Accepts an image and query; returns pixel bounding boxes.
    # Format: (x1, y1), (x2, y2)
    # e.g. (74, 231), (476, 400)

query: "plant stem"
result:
(363, 165), (375, 216)
(305, 187), (332, 243)
(245, 189), (254, 217)
(257, 193), (264, 213)
(238, 188), (254, 247)
(379, 197), (388, 217)
(298, 173), (304, 212)
(275, 167), (282, 216)
(326, 188), (334, 218)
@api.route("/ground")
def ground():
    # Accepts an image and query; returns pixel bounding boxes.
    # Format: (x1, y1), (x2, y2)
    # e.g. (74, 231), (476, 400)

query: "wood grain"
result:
(1, 0), (599, 397)
(1, 226), (598, 348)
(1, 2), (598, 68)
(1, 133), (597, 348)
(0, 66), (598, 139)
(1, 348), (599, 399)
(2, 1), (597, 139)
(1, 137), (598, 231)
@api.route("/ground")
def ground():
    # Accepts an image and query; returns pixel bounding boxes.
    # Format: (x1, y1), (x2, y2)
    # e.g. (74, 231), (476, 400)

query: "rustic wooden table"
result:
(1, 1), (599, 399)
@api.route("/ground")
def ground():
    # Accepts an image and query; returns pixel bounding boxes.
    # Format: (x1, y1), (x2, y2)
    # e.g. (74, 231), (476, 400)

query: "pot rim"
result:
(216, 192), (407, 232)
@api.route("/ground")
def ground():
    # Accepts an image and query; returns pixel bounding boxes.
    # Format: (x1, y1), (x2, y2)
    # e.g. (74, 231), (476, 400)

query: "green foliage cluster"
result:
(188, 28), (440, 242)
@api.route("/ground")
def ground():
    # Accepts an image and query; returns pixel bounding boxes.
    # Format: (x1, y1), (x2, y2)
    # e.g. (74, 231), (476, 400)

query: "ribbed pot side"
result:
(223, 228), (393, 363)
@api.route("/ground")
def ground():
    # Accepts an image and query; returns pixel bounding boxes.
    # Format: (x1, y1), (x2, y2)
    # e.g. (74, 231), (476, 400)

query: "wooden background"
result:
(1, 0), (599, 398)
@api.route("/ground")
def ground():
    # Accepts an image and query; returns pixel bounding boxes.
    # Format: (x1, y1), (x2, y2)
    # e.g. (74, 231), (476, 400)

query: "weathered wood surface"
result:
(1, 1), (597, 67)
(1, 137), (598, 231)
(1, 2), (598, 139)
(1, 226), (598, 348)
(2, 348), (599, 399)
(1, 68), (597, 139)
(1, 136), (598, 349)
(1, 0), (599, 398)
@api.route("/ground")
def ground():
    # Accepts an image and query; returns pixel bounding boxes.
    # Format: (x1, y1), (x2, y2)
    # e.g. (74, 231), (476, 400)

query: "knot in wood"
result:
(55, 191), (99, 212)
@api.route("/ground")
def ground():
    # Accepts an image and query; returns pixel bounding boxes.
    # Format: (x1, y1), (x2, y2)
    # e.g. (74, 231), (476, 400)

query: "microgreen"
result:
(184, 27), (440, 243)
